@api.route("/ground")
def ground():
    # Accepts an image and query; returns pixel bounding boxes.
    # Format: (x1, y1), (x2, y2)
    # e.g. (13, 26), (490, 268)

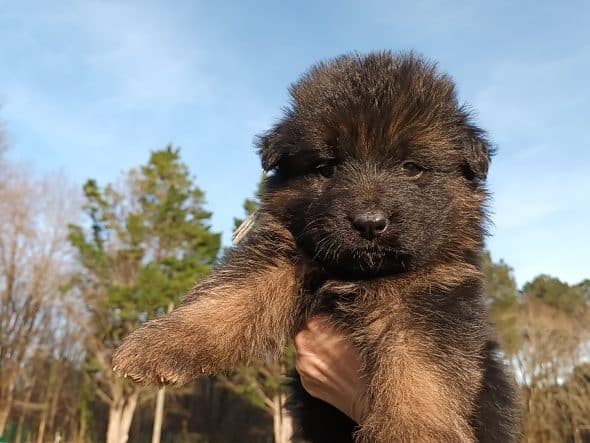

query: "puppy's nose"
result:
(352, 211), (388, 238)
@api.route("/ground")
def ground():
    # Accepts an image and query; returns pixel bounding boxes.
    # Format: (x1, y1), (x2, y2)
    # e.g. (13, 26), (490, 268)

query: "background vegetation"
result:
(1, 133), (588, 442)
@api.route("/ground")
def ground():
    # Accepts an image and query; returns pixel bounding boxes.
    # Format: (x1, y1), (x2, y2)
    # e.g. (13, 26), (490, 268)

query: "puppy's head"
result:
(258, 52), (491, 278)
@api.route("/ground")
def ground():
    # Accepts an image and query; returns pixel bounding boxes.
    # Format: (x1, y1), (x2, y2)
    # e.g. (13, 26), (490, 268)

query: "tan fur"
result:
(113, 215), (304, 384)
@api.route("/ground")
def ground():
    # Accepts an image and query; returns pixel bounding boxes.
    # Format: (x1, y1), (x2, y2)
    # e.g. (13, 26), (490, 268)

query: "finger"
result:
(294, 328), (314, 352)
(305, 315), (331, 332)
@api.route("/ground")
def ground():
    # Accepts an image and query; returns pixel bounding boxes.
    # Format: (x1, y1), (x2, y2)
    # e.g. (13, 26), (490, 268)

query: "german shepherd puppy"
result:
(113, 52), (520, 443)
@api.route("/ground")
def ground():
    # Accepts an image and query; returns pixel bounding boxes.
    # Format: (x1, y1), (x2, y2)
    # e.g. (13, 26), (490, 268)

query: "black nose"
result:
(352, 211), (388, 238)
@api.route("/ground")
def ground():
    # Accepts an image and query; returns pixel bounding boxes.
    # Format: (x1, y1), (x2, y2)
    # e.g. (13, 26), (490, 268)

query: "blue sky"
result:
(1, 0), (588, 287)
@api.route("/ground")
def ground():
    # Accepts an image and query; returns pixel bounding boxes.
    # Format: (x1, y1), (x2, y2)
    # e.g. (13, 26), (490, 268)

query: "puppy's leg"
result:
(287, 370), (357, 443)
(325, 280), (484, 443)
(353, 326), (483, 443)
(112, 215), (303, 385)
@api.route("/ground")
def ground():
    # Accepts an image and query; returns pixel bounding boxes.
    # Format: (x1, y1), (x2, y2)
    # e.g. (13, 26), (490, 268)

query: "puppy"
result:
(113, 52), (520, 442)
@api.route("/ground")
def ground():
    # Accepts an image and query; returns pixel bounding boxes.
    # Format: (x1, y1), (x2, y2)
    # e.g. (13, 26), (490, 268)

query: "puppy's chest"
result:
(300, 270), (476, 339)
(302, 276), (404, 331)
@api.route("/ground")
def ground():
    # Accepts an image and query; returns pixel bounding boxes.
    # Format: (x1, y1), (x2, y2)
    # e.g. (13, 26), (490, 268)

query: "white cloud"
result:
(0, 0), (217, 177)
(74, 2), (210, 108)
(475, 48), (590, 285)
(474, 48), (590, 143)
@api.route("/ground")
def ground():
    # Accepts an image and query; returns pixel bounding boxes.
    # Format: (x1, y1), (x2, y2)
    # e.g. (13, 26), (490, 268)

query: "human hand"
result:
(294, 317), (369, 423)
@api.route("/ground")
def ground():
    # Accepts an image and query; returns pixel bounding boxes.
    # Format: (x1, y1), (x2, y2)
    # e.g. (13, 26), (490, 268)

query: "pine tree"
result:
(68, 146), (220, 443)
(482, 252), (522, 356)
(523, 275), (586, 316)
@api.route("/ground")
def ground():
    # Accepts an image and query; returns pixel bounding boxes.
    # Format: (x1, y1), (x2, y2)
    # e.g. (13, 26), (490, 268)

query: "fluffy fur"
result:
(113, 51), (520, 442)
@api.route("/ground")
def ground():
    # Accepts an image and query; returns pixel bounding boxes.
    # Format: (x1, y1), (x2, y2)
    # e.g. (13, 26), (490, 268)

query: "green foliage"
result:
(523, 274), (586, 316)
(575, 279), (590, 304)
(68, 145), (221, 341)
(482, 252), (522, 355)
(224, 347), (296, 411)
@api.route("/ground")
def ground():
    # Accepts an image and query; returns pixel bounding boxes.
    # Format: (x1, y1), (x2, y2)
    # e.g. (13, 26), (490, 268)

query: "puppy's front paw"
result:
(112, 325), (213, 386)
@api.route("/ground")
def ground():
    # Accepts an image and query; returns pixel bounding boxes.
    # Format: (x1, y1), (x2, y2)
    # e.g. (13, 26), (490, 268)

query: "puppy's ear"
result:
(461, 126), (493, 181)
(257, 121), (292, 171)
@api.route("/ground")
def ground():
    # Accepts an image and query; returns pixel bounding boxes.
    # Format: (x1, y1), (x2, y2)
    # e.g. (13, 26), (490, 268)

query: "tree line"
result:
(0, 139), (588, 443)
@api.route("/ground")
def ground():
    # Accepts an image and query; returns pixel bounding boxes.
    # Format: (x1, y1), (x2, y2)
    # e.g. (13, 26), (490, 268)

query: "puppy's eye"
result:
(402, 161), (425, 178)
(316, 163), (336, 178)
